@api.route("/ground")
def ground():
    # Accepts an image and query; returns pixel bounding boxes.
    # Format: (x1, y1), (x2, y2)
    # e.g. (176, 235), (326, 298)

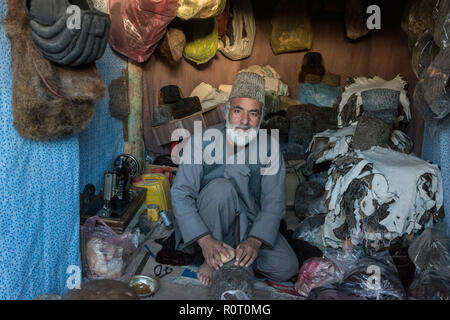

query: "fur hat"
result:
(229, 72), (265, 107)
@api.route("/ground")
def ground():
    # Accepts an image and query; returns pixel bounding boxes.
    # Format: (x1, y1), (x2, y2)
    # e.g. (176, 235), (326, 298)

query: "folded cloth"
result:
(323, 147), (443, 250)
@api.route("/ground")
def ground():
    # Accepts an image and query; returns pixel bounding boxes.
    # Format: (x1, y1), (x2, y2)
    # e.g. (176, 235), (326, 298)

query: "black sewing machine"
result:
(80, 154), (145, 231)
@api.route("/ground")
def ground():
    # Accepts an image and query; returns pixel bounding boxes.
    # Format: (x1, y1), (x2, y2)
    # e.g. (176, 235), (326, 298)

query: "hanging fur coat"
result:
(3, 0), (105, 141)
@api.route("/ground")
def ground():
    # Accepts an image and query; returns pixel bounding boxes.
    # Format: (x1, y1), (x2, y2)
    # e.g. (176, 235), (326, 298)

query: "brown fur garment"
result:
(3, 0), (106, 140)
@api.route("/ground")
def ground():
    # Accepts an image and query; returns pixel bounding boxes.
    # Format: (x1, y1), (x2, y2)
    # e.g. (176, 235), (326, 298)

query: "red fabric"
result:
(108, 0), (178, 63)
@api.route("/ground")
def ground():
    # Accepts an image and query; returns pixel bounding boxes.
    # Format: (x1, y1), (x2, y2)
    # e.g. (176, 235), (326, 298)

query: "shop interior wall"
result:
(143, 0), (423, 158)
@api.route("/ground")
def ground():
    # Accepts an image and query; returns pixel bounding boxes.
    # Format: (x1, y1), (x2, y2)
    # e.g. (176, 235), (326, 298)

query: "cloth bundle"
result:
(189, 82), (229, 110)
(24, 0), (110, 66)
(344, 0), (370, 40)
(108, 0), (178, 63)
(177, 0), (226, 20)
(337, 76), (411, 129)
(219, 0), (256, 60)
(183, 18), (219, 65)
(270, 0), (312, 54)
(323, 147), (443, 251)
(159, 27), (187, 66)
(239, 65), (290, 96)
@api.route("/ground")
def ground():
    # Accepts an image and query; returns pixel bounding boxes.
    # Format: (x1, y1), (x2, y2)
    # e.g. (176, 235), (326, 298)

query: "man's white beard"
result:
(226, 119), (259, 147)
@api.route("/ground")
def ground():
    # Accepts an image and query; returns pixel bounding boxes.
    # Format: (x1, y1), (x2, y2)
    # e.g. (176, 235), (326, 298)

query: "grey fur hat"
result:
(229, 72), (265, 107)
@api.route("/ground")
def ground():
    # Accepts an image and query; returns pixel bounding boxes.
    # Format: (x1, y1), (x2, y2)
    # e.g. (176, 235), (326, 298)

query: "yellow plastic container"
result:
(133, 174), (172, 212)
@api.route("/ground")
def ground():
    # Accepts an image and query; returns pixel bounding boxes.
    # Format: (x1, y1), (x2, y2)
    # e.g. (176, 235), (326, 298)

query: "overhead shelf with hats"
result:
(1, 0), (450, 301)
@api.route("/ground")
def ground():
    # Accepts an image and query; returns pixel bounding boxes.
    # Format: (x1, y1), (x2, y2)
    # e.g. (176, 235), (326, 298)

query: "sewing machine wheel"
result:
(114, 154), (140, 179)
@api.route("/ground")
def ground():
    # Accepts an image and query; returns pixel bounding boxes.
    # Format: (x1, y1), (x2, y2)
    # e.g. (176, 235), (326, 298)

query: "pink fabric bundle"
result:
(294, 257), (344, 298)
(108, 0), (178, 63)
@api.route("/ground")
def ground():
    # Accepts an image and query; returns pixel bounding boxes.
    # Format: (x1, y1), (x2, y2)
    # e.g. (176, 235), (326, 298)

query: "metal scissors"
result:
(153, 264), (173, 280)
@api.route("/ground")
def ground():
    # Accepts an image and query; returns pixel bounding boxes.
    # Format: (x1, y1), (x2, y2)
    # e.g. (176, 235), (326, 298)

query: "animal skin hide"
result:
(3, 0), (105, 141)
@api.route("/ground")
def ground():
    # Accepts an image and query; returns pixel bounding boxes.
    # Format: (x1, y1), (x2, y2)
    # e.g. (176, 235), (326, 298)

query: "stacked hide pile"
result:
(323, 147), (443, 251)
(336, 75), (411, 129)
(306, 125), (414, 174)
(3, 0), (105, 140)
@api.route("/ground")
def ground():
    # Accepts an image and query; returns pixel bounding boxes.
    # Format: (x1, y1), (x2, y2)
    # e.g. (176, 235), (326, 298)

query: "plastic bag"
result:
(177, 0), (226, 20)
(433, 0), (450, 49)
(412, 30), (440, 79)
(293, 214), (326, 249)
(408, 225), (450, 272)
(270, 0), (312, 54)
(323, 243), (365, 276)
(108, 0), (178, 63)
(407, 269), (450, 300)
(338, 251), (406, 300)
(219, 0), (256, 61)
(183, 18), (219, 65)
(83, 216), (138, 280)
(294, 257), (344, 297)
(308, 284), (367, 300)
(414, 48), (450, 120)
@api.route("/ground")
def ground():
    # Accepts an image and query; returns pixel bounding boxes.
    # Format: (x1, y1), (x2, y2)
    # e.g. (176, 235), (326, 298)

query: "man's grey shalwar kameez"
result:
(171, 123), (298, 282)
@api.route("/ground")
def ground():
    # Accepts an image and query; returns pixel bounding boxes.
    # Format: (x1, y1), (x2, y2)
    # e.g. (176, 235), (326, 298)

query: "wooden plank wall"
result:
(142, 0), (423, 157)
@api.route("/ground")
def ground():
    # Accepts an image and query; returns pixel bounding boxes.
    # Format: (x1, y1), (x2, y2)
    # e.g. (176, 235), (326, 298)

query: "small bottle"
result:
(159, 211), (173, 230)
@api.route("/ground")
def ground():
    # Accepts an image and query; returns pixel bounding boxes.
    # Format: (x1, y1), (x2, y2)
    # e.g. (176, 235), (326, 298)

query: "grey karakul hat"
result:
(229, 72), (265, 107)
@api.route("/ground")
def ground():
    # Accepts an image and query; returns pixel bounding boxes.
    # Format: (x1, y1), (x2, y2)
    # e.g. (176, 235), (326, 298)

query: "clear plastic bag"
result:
(293, 214), (326, 249)
(308, 284), (367, 300)
(408, 225), (450, 272)
(338, 251), (406, 300)
(322, 243), (365, 276)
(294, 257), (344, 298)
(407, 269), (450, 300)
(83, 216), (138, 280)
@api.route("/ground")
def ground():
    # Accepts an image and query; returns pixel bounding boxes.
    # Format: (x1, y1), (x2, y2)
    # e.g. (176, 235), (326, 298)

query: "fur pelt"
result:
(3, 0), (106, 140)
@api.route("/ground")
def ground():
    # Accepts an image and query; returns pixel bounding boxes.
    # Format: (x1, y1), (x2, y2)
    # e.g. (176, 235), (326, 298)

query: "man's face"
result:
(229, 97), (262, 130)
(226, 97), (262, 147)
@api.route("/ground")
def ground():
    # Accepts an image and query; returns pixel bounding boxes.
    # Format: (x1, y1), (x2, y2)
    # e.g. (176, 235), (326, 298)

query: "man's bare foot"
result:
(197, 263), (214, 287)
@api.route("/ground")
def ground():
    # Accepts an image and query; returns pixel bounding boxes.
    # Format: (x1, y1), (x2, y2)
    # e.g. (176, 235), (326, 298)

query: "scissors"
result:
(154, 264), (173, 280)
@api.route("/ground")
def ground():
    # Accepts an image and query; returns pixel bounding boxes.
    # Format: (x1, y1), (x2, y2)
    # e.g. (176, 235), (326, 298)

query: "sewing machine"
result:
(80, 154), (146, 233)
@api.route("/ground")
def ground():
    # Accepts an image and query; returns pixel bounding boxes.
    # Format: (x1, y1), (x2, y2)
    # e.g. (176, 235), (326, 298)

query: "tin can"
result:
(147, 204), (160, 222)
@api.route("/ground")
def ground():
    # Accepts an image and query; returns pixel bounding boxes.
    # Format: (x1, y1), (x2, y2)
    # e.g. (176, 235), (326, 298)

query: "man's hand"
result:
(235, 237), (262, 267)
(198, 234), (234, 270)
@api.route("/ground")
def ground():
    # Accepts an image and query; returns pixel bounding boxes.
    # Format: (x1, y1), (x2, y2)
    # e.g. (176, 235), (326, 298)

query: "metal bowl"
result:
(128, 275), (159, 298)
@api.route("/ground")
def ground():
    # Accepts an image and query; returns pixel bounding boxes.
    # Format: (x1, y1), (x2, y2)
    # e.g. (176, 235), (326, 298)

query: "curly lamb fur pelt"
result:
(3, 0), (106, 140)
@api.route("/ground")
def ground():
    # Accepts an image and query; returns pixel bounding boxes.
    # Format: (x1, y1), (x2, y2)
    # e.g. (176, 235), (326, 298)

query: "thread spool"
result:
(160, 211), (173, 229)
